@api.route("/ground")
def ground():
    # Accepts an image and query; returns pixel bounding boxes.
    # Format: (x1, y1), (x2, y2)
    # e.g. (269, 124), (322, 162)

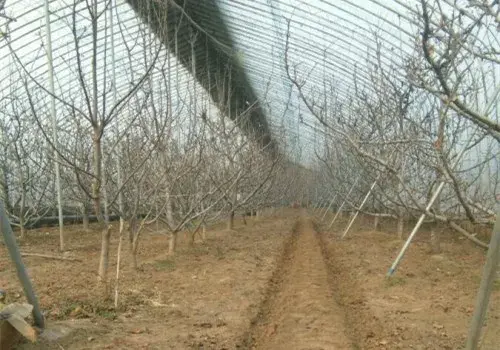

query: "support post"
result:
(320, 192), (337, 220)
(109, 0), (123, 233)
(0, 201), (44, 328)
(328, 176), (360, 229)
(44, 0), (64, 251)
(109, 0), (125, 306)
(341, 174), (381, 239)
(387, 83), (500, 275)
(387, 182), (445, 276)
(341, 147), (398, 239)
(465, 207), (500, 350)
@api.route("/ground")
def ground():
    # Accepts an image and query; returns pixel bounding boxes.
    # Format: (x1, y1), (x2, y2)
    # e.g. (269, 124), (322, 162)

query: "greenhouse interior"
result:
(0, 0), (499, 349)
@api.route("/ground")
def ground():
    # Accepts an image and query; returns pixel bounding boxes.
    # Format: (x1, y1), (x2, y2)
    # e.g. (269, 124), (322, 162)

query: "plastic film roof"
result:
(0, 0), (498, 159)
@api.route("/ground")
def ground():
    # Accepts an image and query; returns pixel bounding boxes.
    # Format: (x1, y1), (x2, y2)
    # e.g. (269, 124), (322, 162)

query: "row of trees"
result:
(0, 0), (309, 291)
(286, 0), (499, 251)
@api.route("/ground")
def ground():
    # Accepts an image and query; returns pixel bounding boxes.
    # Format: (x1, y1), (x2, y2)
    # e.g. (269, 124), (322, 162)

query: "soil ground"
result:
(1, 208), (499, 349)
(1, 210), (293, 349)
(320, 210), (500, 350)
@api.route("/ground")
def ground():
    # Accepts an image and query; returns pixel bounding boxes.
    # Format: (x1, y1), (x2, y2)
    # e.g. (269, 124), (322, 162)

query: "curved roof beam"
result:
(125, 0), (278, 154)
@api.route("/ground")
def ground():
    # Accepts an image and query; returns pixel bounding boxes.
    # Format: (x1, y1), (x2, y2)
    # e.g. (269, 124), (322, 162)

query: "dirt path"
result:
(247, 215), (352, 350)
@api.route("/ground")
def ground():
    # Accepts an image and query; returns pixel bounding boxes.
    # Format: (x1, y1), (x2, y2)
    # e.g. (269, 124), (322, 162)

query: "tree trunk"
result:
(397, 217), (404, 239)
(82, 205), (90, 232)
(227, 210), (235, 230)
(155, 203), (159, 231)
(166, 190), (174, 229)
(430, 225), (441, 254)
(97, 229), (112, 285)
(189, 230), (196, 247)
(430, 187), (442, 254)
(168, 231), (178, 255)
(373, 216), (380, 231)
(201, 223), (206, 241)
(165, 189), (178, 255)
(430, 106), (445, 255)
(114, 231), (123, 308)
(131, 250), (138, 271)
(128, 239), (135, 268)
(127, 218), (138, 269)
(19, 177), (26, 239)
(227, 182), (238, 231)
(131, 239), (139, 270)
(92, 127), (109, 284)
(98, 226), (112, 283)
(20, 219), (26, 240)
(90, 0), (107, 280)
(0, 164), (10, 212)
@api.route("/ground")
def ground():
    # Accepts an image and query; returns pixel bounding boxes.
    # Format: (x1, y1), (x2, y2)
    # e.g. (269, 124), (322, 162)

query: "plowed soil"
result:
(320, 211), (500, 350)
(1, 209), (500, 349)
(0, 210), (294, 349)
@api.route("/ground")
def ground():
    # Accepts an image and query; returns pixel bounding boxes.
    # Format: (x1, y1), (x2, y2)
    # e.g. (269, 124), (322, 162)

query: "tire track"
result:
(241, 215), (352, 349)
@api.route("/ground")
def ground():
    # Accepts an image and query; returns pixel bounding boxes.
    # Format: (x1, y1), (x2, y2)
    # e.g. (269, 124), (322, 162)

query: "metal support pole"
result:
(328, 176), (360, 229)
(341, 174), (381, 239)
(321, 191), (338, 220)
(463, 81), (500, 350)
(465, 207), (500, 349)
(316, 196), (326, 214)
(387, 181), (445, 275)
(340, 147), (398, 239)
(0, 200), (44, 328)
(387, 83), (500, 276)
(44, 0), (64, 251)
(110, 0), (125, 309)
(317, 198), (327, 213)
